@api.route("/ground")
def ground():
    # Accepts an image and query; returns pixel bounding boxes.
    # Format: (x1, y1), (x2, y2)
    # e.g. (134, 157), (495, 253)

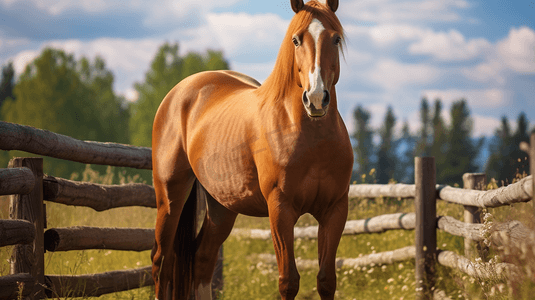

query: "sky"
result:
(0, 0), (534, 141)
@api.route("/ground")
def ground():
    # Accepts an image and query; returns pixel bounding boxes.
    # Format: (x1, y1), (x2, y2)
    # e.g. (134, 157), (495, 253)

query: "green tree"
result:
(352, 105), (374, 182)
(78, 56), (130, 144)
(486, 117), (512, 184)
(440, 99), (483, 185)
(486, 113), (530, 184)
(129, 42), (229, 147)
(0, 61), (16, 109)
(395, 120), (415, 183)
(415, 97), (431, 157)
(1, 48), (128, 177)
(430, 99), (449, 183)
(376, 106), (397, 183)
(511, 113), (530, 178)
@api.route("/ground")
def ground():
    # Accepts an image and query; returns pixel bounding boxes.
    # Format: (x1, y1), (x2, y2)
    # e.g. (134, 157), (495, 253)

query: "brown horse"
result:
(151, 0), (353, 299)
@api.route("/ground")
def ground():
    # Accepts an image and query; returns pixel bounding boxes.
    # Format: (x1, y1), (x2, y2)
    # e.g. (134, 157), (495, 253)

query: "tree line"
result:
(352, 99), (534, 186)
(0, 43), (532, 185)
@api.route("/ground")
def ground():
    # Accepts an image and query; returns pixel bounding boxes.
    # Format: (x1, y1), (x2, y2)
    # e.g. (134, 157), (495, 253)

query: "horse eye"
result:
(292, 37), (300, 47)
(334, 36), (342, 45)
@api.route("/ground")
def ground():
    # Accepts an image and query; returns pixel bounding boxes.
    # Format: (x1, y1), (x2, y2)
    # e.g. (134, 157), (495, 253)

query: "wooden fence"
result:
(1, 120), (534, 299)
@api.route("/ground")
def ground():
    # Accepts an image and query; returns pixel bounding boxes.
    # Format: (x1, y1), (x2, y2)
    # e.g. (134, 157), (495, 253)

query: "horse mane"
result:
(256, 0), (345, 103)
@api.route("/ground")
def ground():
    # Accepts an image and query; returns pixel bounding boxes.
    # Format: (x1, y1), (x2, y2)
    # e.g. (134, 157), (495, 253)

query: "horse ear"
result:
(291, 0), (305, 13)
(326, 0), (339, 12)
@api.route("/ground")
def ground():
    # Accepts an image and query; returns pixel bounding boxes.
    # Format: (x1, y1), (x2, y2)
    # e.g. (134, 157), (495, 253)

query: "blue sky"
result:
(0, 0), (534, 141)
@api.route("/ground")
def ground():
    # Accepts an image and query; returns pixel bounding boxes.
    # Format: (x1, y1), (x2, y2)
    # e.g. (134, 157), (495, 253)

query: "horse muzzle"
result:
(302, 90), (330, 118)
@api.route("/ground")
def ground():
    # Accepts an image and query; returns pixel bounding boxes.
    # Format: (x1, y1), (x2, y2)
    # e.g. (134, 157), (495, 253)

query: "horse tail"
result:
(174, 179), (198, 299)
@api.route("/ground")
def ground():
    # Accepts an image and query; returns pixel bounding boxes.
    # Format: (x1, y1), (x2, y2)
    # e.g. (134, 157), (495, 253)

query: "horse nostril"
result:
(302, 91), (310, 107)
(322, 91), (330, 107)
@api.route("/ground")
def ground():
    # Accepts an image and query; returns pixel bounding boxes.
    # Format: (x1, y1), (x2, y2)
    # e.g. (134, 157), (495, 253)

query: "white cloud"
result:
(421, 88), (507, 108)
(0, 36), (30, 52)
(462, 60), (505, 84)
(461, 26), (535, 83)
(12, 50), (39, 74)
(409, 29), (491, 61)
(368, 58), (440, 90)
(142, 0), (243, 27)
(1, 0), (113, 15)
(0, 0), (244, 28)
(230, 61), (275, 84)
(496, 26), (535, 73)
(472, 114), (501, 137)
(205, 12), (288, 59)
(339, 0), (471, 23)
(40, 38), (160, 86)
(367, 24), (427, 46)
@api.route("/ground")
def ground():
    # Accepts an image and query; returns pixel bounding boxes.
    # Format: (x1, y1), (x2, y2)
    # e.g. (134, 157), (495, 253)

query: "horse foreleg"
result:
(268, 191), (300, 300)
(315, 196), (348, 300)
(194, 192), (237, 300)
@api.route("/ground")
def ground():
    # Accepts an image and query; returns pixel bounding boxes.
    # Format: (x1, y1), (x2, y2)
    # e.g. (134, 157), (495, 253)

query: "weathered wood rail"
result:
(0, 121), (152, 169)
(1, 121), (534, 300)
(43, 175), (156, 211)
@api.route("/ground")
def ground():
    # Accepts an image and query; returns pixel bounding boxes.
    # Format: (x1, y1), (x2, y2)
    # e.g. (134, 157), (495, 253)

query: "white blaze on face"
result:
(307, 18), (325, 109)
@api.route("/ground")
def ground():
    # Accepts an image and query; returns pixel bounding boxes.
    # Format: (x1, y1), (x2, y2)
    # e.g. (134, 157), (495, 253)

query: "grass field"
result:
(1, 166), (534, 299)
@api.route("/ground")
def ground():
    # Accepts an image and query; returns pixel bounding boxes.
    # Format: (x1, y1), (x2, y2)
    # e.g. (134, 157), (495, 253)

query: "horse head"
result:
(290, 0), (343, 118)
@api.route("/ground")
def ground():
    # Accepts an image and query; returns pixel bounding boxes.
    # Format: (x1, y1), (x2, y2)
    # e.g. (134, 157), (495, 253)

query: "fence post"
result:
(9, 157), (45, 299)
(462, 173), (486, 260)
(415, 157), (436, 300)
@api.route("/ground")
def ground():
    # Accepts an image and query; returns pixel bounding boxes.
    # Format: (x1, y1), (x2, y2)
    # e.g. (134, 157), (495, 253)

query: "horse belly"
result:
(191, 137), (268, 217)
(198, 171), (268, 217)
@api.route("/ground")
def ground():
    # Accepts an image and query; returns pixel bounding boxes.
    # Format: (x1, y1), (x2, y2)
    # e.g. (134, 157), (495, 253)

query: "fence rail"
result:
(45, 266), (153, 298)
(44, 227), (154, 252)
(437, 175), (533, 207)
(0, 121), (152, 169)
(0, 219), (36, 247)
(43, 175), (156, 211)
(0, 273), (36, 299)
(0, 167), (34, 195)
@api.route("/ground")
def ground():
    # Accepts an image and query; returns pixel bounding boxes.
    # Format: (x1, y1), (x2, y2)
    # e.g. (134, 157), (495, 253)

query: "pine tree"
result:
(511, 113), (530, 178)
(440, 99), (483, 185)
(352, 105), (374, 182)
(415, 97), (431, 157)
(376, 106), (397, 183)
(0, 61), (15, 109)
(486, 116), (513, 184)
(486, 113), (530, 184)
(395, 120), (415, 183)
(430, 99), (448, 183)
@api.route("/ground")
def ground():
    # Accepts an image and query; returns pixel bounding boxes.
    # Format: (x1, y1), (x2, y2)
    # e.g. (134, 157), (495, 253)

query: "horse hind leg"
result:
(194, 185), (238, 299)
(152, 169), (196, 300)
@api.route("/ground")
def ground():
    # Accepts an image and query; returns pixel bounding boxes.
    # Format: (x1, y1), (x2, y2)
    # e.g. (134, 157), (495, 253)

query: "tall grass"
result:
(1, 166), (534, 299)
